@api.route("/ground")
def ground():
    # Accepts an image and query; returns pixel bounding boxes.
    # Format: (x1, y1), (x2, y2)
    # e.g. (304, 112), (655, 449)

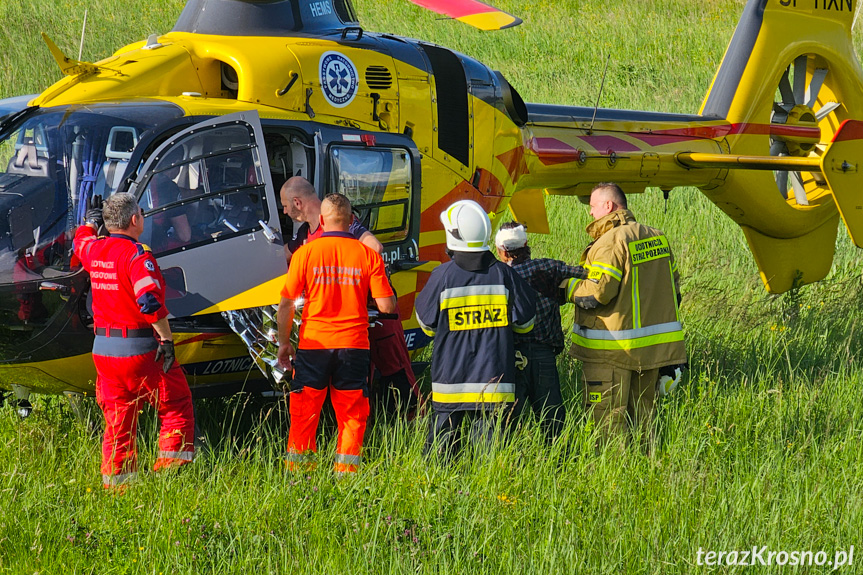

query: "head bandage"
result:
(495, 225), (528, 250)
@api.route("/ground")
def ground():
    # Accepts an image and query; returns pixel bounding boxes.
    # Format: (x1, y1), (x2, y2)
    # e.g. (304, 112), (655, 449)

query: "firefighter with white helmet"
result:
(414, 200), (536, 459)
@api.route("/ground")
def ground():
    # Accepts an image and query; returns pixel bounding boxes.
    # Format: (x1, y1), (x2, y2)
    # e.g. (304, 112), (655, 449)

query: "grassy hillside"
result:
(2, 0), (863, 572)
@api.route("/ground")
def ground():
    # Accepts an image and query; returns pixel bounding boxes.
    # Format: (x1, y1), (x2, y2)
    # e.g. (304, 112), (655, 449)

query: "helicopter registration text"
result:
(781, 0), (854, 10)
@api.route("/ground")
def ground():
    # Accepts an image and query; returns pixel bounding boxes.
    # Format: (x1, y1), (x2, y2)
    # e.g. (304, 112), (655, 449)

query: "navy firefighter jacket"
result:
(415, 251), (536, 412)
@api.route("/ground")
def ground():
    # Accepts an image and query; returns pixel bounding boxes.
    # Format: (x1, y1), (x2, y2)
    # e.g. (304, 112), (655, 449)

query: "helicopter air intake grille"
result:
(365, 66), (393, 90)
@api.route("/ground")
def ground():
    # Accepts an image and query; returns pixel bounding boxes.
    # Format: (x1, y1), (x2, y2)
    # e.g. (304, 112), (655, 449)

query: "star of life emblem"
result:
(320, 51), (359, 108)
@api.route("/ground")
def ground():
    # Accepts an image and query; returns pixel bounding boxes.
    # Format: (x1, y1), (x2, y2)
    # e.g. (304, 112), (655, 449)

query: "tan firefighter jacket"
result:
(566, 209), (686, 371)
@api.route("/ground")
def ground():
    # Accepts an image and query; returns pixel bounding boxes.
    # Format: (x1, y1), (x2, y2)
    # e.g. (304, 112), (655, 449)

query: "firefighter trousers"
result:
(582, 363), (658, 451)
(513, 341), (565, 443)
(93, 351), (195, 487)
(425, 406), (512, 463)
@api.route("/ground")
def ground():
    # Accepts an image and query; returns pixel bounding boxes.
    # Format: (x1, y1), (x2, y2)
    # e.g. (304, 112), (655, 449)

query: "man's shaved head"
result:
(320, 193), (352, 231)
(591, 183), (627, 208)
(280, 176), (319, 221)
(282, 176), (317, 199)
(589, 182), (627, 220)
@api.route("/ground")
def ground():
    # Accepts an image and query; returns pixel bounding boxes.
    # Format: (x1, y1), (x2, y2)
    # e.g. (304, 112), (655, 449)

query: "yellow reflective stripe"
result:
(415, 311), (436, 336)
(632, 266), (641, 329)
(433, 382), (515, 393)
(512, 316), (535, 333)
(668, 261), (680, 322)
(566, 277), (582, 300)
(587, 262), (623, 282)
(571, 329), (684, 350)
(432, 392), (515, 403)
(441, 294), (509, 309)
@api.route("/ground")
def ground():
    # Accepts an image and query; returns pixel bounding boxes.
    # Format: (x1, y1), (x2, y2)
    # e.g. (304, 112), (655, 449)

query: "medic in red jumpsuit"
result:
(73, 193), (195, 488)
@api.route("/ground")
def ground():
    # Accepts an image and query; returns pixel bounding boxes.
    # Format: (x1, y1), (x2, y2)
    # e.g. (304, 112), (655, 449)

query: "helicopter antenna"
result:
(588, 54), (611, 135)
(78, 7), (89, 61)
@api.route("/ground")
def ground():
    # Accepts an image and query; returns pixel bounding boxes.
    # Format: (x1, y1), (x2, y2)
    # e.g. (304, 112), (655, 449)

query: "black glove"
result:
(85, 195), (104, 228)
(155, 339), (175, 373)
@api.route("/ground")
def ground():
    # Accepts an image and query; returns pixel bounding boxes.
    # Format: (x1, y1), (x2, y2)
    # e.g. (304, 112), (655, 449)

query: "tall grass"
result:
(2, 0), (863, 572)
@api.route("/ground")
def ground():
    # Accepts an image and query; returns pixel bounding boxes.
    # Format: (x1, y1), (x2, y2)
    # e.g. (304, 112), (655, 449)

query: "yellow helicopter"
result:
(1, 0), (862, 413)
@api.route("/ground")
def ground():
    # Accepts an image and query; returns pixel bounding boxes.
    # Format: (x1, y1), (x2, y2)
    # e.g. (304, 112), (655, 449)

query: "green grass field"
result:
(3, 0), (863, 572)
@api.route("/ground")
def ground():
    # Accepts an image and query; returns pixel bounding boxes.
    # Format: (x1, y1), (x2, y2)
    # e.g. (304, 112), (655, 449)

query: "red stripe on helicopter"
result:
(530, 123), (823, 165)
(410, 0), (499, 18)
(627, 123), (821, 146)
(398, 292), (418, 321)
(419, 181), (506, 231)
(496, 146), (528, 183)
(527, 138), (578, 165)
(419, 180), (506, 264)
(528, 137), (640, 165)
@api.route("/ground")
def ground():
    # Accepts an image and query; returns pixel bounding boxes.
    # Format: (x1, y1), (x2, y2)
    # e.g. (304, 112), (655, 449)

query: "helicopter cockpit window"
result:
(0, 101), (182, 333)
(137, 124), (267, 255)
(0, 102), (182, 286)
(329, 146), (411, 244)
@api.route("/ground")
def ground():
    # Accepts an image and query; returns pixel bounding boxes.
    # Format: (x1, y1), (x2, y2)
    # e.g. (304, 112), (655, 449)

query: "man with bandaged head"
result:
(495, 221), (587, 443)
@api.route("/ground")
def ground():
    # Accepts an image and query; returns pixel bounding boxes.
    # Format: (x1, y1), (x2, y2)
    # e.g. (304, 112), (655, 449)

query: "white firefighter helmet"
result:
(440, 200), (492, 252)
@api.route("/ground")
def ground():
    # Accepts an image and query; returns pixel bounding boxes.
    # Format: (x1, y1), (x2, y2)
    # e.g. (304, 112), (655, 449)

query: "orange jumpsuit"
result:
(282, 231), (393, 474)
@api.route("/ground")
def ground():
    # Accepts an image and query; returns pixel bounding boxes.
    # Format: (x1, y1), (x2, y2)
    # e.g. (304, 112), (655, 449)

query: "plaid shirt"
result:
(511, 257), (587, 353)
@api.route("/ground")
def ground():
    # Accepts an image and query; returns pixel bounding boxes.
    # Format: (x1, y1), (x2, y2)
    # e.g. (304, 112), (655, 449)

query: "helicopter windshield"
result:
(0, 100), (184, 288)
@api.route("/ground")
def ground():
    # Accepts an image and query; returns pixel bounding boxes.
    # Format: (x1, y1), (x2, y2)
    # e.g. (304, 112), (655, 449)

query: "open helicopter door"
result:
(129, 111), (286, 318)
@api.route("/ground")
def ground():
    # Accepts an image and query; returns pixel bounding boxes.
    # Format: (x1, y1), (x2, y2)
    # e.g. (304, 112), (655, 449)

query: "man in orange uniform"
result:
(277, 193), (397, 474)
(74, 193), (195, 488)
(281, 176), (421, 418)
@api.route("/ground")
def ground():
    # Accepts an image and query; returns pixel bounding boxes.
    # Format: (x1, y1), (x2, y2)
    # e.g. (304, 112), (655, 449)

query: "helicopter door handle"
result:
(258, 220), (280, 243)
(39, 281), (69, 294)
(277, 72), (299, 97)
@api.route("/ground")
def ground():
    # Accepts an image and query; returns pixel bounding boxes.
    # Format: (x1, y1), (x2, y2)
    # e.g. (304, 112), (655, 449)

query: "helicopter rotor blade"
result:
(776, 170), (790, 199)
(790, 171), (809, 206)
(806, 68), (828, 109)
(770, 140), (789, 157)
(772, 102), (791, 124)
(793, 54), (808, 104)
(815, 101), (841, 121)
(407, 0), (522, 30)
(778, 67), (795, 106)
